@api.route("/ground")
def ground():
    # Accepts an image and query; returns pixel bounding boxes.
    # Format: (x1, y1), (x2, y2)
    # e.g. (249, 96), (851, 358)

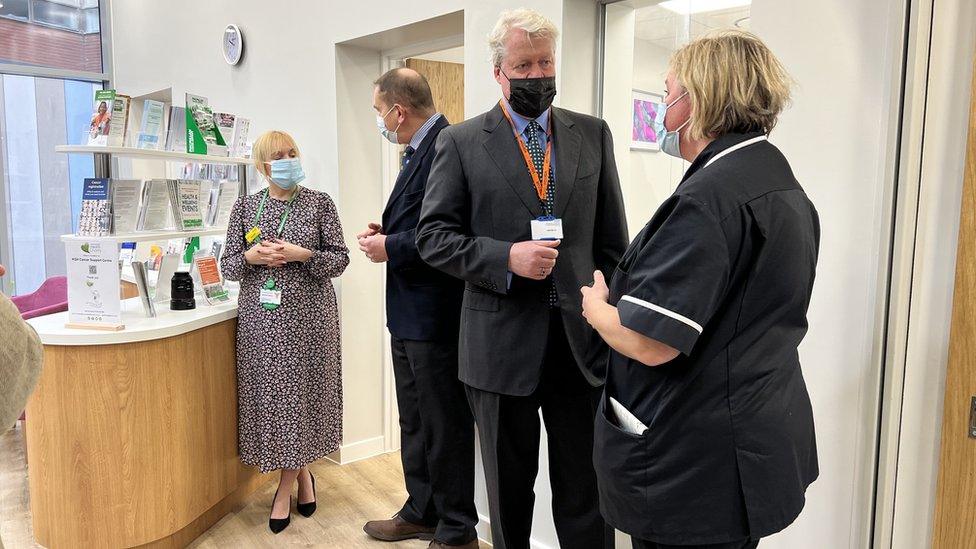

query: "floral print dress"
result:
(221, 187), (349, 473)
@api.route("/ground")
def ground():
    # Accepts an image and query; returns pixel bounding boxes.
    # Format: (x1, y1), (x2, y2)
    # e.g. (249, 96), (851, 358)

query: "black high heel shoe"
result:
(297, 472), (317, 517)
(269, 485), (292, 534)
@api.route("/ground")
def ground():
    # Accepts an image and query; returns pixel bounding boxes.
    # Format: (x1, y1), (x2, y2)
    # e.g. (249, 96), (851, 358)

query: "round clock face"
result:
(222, 24), (243, 65)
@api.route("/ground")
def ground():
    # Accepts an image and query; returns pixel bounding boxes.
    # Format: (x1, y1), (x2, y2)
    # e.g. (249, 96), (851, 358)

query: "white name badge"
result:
(259, 288), (282, 306)
(531, 217), (564, 240)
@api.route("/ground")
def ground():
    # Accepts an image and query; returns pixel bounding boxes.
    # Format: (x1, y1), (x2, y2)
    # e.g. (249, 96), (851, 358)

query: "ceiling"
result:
(635, 5), (751, 49)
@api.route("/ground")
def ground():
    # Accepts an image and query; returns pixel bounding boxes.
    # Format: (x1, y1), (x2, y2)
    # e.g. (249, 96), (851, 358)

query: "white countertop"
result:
(28, 292), (239, 346)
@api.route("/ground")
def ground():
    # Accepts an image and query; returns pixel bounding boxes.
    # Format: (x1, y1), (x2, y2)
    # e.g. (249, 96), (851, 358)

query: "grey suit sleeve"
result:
(593, 120), (629, 278)
(417, 129), (512, 294)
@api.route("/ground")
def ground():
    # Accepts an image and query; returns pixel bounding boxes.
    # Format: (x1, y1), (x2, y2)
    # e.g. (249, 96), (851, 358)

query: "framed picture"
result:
(631, 90), (665, 151)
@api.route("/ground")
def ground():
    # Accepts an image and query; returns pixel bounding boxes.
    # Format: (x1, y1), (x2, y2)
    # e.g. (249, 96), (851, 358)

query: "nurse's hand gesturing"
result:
(580, 270), (610, 324)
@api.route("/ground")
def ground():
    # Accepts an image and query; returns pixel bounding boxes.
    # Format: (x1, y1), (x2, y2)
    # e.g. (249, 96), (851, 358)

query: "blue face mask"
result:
(654, 92), (690, 159)
(266, 158), (306, 189)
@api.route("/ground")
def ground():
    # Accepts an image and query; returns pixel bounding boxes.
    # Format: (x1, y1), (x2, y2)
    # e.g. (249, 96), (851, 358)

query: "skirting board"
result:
(327, 435), (388, 465)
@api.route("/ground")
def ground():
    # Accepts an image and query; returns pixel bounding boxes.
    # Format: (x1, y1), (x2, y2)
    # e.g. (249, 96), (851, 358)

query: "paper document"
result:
(609, 397), (649, 435)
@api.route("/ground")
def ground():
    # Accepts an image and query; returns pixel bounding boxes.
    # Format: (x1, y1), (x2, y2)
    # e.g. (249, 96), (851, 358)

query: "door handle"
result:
(970, 396), (976, 439)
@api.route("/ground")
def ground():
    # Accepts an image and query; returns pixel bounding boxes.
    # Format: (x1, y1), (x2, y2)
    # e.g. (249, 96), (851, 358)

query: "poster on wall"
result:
(65, 240), (124, 330)
(632, 89), (664, 152)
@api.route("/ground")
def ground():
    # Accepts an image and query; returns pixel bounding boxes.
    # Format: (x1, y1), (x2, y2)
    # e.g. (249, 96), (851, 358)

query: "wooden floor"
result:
(0, 423), (452, 549)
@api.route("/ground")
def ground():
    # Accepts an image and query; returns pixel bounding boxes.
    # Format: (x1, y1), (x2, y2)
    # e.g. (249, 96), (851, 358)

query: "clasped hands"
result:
(244, 238), (312, 267)
(357, 223), (389, 263)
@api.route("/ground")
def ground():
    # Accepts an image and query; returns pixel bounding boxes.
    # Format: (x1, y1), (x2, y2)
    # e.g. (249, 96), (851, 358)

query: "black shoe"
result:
(269, 486), (292, 534)
(297, 472), (317, 517)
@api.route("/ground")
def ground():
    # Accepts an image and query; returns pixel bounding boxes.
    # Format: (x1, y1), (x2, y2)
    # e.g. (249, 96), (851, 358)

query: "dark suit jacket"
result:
(383, 115), (463, 342)
(416, 103), (628, 396)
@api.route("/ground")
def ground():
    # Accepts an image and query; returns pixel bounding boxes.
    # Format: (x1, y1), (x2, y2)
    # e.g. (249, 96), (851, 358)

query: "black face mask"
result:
(504, 72), (557, 119)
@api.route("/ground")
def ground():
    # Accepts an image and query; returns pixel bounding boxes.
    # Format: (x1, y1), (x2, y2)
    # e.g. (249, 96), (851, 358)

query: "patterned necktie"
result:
(524, 120), (558, 306)
(401, 146), (415, 170)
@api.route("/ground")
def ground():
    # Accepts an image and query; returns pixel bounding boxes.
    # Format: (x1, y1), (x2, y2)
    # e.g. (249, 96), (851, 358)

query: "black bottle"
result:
(170, 271), (196, 310)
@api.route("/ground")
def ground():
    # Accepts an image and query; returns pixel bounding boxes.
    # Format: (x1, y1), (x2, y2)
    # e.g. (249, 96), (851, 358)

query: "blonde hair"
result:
(252, 130), (301, 175)
(669, 30), (793, 140)
(488, 8), (559, 68)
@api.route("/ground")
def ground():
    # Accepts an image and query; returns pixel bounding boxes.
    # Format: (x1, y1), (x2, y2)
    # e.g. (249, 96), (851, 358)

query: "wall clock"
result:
(222, 24), (244, 66)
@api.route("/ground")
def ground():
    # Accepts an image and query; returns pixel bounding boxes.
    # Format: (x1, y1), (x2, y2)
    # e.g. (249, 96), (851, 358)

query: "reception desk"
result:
(25, 294), (269, 548)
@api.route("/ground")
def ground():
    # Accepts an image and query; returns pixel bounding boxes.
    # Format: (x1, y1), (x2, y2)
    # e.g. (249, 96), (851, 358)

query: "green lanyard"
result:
(253, 186), (301, 241)
(253, 187), (301, 309)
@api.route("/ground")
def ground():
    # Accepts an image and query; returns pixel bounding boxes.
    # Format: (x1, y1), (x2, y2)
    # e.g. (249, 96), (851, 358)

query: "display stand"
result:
(56, 145), (249, 331)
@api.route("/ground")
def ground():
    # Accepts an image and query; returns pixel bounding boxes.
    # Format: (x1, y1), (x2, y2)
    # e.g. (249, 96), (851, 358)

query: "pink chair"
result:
(10, 276), (67, 424)
(11, 276), (68, 320)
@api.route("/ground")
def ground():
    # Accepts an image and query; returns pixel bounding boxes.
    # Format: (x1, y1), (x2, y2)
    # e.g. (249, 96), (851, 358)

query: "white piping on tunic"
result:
(619, 295), (704, 334)
(703, 135), (768, 169)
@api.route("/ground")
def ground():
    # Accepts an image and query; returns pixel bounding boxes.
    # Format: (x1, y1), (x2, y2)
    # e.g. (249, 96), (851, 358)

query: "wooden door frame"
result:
(874, 0), (976, 547)
(931, 47), (976, 549)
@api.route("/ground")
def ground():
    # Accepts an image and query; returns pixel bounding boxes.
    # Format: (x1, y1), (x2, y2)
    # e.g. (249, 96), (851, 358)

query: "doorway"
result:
(333, 11), (463, 465)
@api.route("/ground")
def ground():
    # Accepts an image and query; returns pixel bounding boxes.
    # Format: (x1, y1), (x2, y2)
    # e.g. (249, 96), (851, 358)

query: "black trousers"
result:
(632, 539), (760, 549)
(392, 336), (478, 545)
(465, 311), (613, 549)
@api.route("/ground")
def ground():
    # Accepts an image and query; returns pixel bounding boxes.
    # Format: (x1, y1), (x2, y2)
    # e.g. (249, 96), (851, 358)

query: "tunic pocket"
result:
(593, 394), (651, 534)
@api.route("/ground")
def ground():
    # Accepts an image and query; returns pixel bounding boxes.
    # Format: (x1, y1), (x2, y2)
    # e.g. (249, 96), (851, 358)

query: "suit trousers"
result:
(392, 336), (478, 545)
(465, 310), (613, 549)
(631, 538), (760, 549)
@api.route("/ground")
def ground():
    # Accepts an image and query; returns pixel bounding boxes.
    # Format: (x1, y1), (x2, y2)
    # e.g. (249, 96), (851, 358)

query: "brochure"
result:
(165, 106), (187, 152)
(78, 178), (112, 236)
(137, 99), (166, 149)
(111, 179), (143, 234)
(194, 255), (229, 304)
(108, 94), (130, 147)
(87, 89), (116, 146)
(131, 260), (157, 318)
(137, 179), (174, 231)
(185, 93), (227, 155)
(167, 180), (204, 230)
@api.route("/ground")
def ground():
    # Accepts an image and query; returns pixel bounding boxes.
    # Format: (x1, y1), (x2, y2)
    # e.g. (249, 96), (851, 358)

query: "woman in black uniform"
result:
(581, 31), (819, 549)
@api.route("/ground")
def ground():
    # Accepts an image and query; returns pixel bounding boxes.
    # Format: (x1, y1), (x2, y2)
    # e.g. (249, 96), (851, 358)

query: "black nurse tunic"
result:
(593, 131), (820, 545)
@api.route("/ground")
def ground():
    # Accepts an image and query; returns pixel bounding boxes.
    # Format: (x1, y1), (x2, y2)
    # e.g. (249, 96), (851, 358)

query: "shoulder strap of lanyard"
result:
(254, 186), (302, 238)
(499, 100), (553, 207)
(702, 135), (768, 170)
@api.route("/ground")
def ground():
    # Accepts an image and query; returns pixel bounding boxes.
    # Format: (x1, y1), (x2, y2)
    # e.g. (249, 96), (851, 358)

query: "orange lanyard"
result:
(499, 100), (552, 205)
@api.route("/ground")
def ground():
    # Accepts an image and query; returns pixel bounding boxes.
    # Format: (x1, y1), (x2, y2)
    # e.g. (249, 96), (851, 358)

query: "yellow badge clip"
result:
(245, 226), (262, 244)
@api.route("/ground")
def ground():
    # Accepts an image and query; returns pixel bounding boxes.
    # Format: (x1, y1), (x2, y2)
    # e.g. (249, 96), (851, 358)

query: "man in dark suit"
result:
(359, 68), (477, 549)
(416, 9), (628, 549)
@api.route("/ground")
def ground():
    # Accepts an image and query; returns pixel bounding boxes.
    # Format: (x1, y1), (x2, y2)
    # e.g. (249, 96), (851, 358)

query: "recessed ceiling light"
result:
(659, 0), (751, 15)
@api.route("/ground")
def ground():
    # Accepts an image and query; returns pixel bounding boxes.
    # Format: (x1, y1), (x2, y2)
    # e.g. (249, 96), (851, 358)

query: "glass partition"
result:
(601, 0), (752, 235)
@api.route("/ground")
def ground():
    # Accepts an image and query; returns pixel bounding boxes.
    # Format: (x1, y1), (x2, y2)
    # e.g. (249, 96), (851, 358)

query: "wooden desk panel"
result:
(25, 318), (269, 548)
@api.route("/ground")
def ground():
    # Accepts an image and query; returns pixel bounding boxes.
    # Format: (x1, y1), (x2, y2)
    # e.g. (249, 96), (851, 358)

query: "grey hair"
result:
(487, 8), (559, 68)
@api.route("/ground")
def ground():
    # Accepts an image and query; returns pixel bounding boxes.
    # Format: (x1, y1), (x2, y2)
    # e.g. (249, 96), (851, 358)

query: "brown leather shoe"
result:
(363, 514), (436, 542)
(428, 540), (480, 549)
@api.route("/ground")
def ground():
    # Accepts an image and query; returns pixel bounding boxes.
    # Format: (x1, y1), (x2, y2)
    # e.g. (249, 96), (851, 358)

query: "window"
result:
(0, 0), (103, 73)
(0, 0), (105, 295)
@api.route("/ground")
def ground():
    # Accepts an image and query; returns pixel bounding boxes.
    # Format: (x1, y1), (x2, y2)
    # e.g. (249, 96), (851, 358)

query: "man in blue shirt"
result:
(359, 68), (476, 549)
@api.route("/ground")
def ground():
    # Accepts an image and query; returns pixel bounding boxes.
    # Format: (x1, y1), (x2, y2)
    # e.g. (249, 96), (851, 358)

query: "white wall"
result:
(752, 0), (905, 546)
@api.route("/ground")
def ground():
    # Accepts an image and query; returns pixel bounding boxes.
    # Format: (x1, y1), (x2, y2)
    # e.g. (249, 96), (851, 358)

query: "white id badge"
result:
(531, 217), (564, 240)
(259, 288), (282, 306)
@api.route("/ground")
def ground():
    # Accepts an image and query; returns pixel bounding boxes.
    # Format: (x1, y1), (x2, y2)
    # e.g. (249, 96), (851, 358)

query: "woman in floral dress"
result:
(221, 130), (349, 533)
